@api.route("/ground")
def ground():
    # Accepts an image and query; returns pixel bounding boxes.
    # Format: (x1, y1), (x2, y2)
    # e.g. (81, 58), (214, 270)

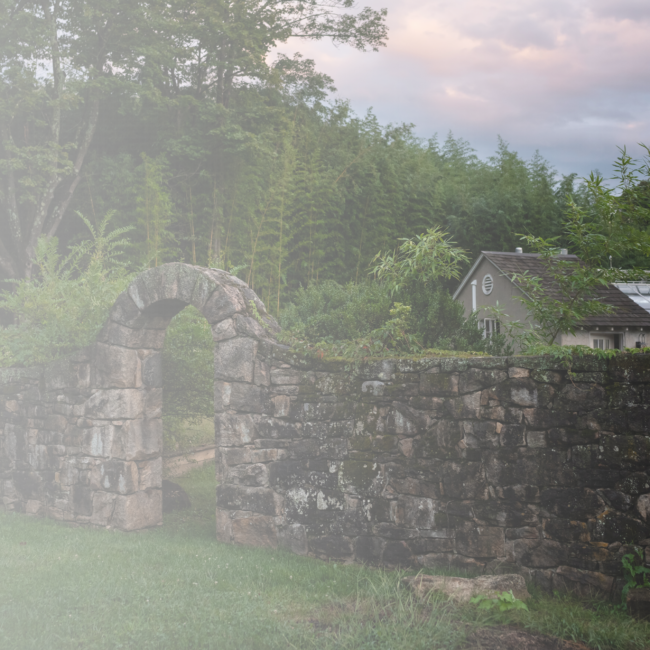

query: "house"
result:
(453, 249), (650, 349)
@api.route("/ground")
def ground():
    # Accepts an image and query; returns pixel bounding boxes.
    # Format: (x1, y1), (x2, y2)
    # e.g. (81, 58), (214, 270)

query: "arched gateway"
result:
(1, 263), (282, 533)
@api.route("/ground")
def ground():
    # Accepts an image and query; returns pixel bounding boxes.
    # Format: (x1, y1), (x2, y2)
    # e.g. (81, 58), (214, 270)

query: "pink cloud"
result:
(277, 0), (650, 176)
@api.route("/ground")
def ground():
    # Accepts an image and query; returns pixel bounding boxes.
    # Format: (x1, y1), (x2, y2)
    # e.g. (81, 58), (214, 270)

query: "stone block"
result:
(138, 457), (162, 489)
(473, 500), (538, 528)
(500, 424), (526, 447)
(462, 420), (499, 448)
(309, 534), (353, 560)
(142, 354), (162, 388)
(112, 418), (162, 460)
(339, 460), (381, 493)
(390, 496), (437, 530)
(557, 383), (606, 411)
(419, 372), (458, 396)
(234, 314), (268, 340)
(513, 538), (567, 568)
(216, 413), (257, 446)
(540, 488), (601, 520)
(231, 514), (278, 548)
(272, 395), (291, 418)
(505, 378), (538, 407)
(598, 488), (633, 512)
(25, 499), (42, 515)
(552, 565), (614, 599)
(270, 369), (303, 385)
(616, 472), (650, 496)
(81, 424), (117, 458)
(72, 485), (93, 516)
(228, 383), (266, 413)
(459, 368), (508, 394)
(268, 461), (306, 489)
(90, 491), (117, 526)
(637, 494), (650, 521)
(84, 389), (145, 420)
(216, 484), (281, 516)
(94, 344), (140, 389)
(589, 511), (650, 544)
(228, 463), (269, 488)
(214, 338), (257, 382)
(543, 518), (590, 543)
(508, 367), (530, 378)
(456, 526), (505, 558)
(111, 489), (162, 530)
(212, 318), (237, 342)
(89, 459), (138, 494)
(354, 535), (385, 565)
(202, 284), (245, 324)
(382, 540), (414, 567)
(278, 523), (308, 555)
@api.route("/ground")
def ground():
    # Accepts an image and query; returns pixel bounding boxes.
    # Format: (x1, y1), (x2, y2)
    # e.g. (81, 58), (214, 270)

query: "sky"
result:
(280, 0), (650, 181)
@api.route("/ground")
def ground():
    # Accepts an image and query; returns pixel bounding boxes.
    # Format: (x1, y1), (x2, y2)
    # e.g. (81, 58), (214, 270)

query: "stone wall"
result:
(2, 262), (649, 598)
(216, 349), (650, 597)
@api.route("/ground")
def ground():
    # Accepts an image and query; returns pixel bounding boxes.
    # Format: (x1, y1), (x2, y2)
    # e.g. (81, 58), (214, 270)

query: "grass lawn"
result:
(1, 465), (649, 650)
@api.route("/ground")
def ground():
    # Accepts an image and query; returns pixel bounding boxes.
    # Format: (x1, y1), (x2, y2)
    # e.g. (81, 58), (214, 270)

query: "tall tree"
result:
(0, 0), (387, 279)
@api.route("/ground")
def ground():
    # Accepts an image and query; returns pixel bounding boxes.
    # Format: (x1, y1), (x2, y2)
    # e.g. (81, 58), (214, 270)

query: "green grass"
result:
(1, 466), (649, 650)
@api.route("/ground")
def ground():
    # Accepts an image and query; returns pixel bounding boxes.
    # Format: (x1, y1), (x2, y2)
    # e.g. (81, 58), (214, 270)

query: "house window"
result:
(482, 274), (494, 295)
(593, 338), (609, 350)
(482, 318), (500, 338)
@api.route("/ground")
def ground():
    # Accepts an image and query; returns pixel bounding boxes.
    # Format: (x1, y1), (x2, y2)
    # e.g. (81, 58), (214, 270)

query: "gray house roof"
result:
(454, 251), (650, 329)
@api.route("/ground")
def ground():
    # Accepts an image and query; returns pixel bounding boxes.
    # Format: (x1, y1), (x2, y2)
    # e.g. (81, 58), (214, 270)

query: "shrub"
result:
(0, 214), (132, 367)
(280, 280), (392, 341)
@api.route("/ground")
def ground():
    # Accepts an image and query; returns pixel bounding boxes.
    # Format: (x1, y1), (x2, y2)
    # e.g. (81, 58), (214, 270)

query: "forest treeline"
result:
(59, 97), (577, 318)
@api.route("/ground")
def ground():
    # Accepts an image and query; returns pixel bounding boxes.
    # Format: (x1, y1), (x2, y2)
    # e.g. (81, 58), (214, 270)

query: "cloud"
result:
(278, 0), (650, 177)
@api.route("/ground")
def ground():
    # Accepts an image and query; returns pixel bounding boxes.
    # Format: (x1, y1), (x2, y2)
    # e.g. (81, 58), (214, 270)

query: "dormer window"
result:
(482, 274), (493, 295)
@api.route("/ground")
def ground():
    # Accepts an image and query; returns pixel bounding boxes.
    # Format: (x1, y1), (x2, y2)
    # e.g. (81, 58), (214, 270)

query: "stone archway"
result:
(82, 263), (280, 530)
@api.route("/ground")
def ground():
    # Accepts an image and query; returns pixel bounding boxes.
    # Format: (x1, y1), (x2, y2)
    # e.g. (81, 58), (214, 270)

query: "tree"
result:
(0, 0), (387, 280)
(510, 145), (650, 347)
(0, 0), (153, 279)
(370, 226), (470, 296)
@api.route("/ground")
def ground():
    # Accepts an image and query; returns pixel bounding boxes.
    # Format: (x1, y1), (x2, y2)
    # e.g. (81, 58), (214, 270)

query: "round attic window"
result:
(482, 274), (494, 295)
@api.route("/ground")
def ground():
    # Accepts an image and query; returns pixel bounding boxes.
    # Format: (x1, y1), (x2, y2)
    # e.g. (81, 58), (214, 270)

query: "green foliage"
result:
(508, 146), (650, 348)
(280, 280), (392, 341)
(0, 213), (132, 367)
(406, 283), (508, 354)
(0, 0), (387, 280)
(470, 590), (529, 613)
(621, 548), (650, 603)
(370, 227), (469, 297)
(136, 154), (177, 267)
(162, 306), (214, 443)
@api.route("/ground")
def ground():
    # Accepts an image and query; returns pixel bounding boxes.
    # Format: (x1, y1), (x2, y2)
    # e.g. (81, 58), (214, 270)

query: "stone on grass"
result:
(162, 480), (191, 512)
(402, 573), (530, 604)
